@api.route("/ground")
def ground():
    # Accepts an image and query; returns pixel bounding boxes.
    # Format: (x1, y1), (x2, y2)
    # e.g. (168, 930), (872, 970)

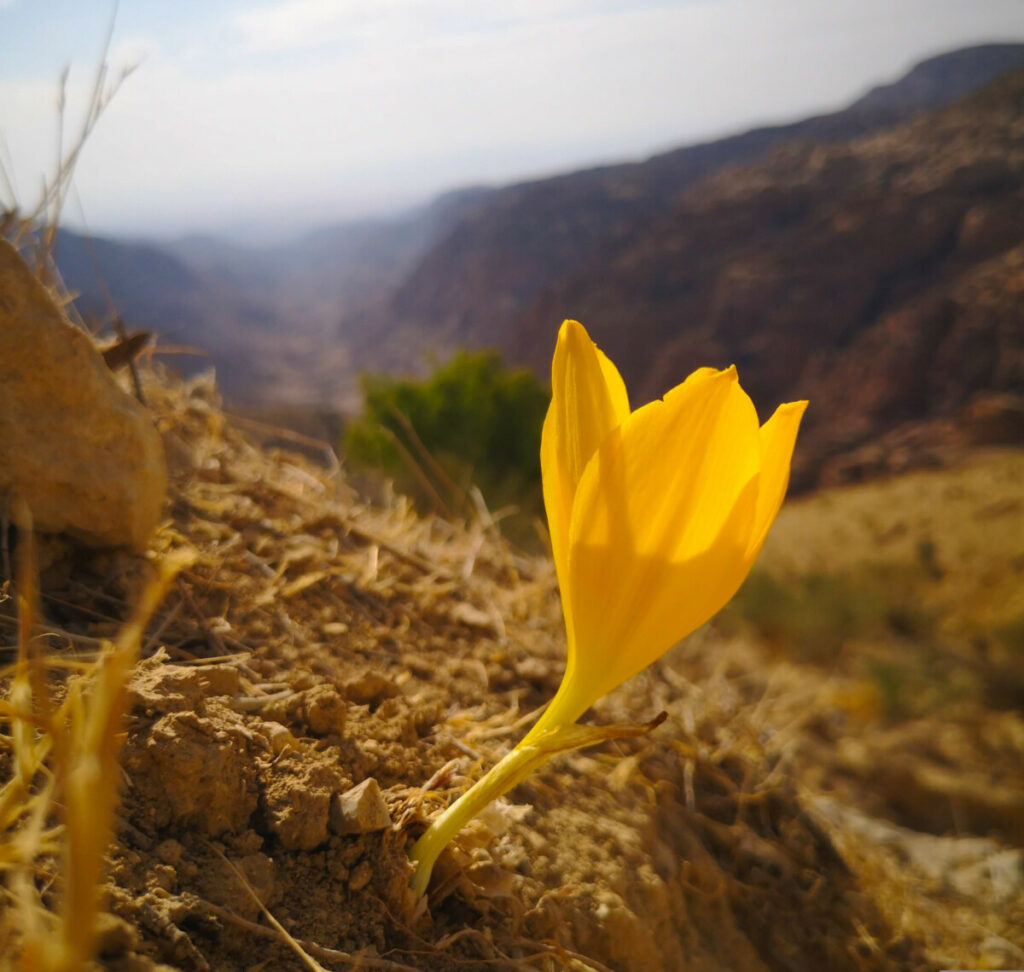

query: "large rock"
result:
(0, 240), (167, 548)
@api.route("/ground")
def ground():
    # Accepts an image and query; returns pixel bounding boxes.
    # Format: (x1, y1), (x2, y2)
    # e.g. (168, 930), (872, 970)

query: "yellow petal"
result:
(746, 400), (808, 560)
(541, 320), (629, 622)
(558, 366), (762, 715)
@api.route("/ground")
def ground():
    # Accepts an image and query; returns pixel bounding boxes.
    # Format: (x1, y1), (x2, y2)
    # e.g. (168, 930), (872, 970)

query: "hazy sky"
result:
(1, 0), (1021, 240)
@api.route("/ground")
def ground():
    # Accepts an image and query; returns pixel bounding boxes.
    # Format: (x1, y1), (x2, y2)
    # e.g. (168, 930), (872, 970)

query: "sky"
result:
(1, 0), (1022, 242)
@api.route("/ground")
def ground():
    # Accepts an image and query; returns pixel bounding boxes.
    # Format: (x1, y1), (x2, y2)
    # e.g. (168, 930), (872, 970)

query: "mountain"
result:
(849, 43), (1024, 112)
(509, 68), (1024, 487)
(343, 44), (1024, 373)
(56, 230), (202, 327)
(44, 42), (1024, 470)
(54, 228), (304, 401)
(164, 186), (493, 309)
(54, 187), (494, 409)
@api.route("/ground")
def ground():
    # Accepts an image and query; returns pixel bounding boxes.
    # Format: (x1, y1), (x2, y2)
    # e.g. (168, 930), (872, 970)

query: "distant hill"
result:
(163, 185), (493, 308)
(510, 68), (1024, 488)
(849, 43), (1024, 112)
(343, 43), (1024, 376)
(55, 228), (305, 401)
(55, 187), (494, 409)
(44, 43), (1024, 470)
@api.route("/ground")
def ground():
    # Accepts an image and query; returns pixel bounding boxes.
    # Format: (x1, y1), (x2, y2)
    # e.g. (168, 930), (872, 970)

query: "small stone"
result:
(348, 859), (373, 892)
(155, 838), (184, 866)
(260, 721), (299, 754)
(0, 240), (167, 549)
(302, 684), (347, 736)
(329, 778), (392, 835)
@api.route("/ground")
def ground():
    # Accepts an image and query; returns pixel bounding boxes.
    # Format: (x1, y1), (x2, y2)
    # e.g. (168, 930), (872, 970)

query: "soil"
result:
(3, 369), (1022, 971)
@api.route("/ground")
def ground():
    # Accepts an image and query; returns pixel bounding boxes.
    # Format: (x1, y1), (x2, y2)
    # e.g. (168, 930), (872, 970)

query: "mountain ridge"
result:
(344, 42), (1024, 371)
(39, 43), (1024, 468)
(510, 67), (1024, 488)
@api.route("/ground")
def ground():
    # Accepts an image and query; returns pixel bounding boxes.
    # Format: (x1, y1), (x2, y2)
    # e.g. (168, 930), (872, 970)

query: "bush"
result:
(723, 566), (935, 663)
(343, 350), (549, 525)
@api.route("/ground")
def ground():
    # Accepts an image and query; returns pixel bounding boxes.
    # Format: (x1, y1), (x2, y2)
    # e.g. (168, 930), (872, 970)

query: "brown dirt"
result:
(3, 367), (1022, 970)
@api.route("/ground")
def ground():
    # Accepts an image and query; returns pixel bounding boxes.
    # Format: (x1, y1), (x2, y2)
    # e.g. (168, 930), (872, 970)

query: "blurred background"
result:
(2, 1), (1023, 705)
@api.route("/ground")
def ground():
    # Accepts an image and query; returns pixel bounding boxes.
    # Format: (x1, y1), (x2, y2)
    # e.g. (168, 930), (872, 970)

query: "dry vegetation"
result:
(0, 349), (1021, 969)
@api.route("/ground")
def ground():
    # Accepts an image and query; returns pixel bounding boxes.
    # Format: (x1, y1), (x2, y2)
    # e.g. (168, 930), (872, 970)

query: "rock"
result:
(261, 759), (349, 850)
(329, 778), (392, 835)
(259, 721), (299, 755)
(301, 684), (347, 736)
(0, 240), (166, 549)
(123, 710), (258, 835)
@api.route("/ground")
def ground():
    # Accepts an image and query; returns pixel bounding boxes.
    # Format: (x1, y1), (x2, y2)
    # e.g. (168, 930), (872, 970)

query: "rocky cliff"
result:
(348, 51), (1024, 488)
(345, 45), (1024, 372)
(513, 69), (1024, 487)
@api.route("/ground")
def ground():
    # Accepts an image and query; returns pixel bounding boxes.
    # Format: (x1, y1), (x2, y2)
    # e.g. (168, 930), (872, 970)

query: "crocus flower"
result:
(409, 319), (806, 896)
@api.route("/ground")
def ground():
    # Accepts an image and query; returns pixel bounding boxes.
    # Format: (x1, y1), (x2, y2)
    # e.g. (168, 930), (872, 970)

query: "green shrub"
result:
(724, 566), (934, 663)
(343, 350), (549, 525)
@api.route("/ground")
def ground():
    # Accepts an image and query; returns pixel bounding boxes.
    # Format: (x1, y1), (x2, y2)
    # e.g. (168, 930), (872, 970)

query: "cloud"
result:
(234, 0), (459, 51)
(110, 35), (158, 69)
(5, 0), (1022, 235)
(233, 0), (648, 52)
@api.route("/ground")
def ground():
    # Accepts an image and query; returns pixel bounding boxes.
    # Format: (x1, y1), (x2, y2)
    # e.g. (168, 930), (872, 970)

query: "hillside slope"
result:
(345, 43), (1024, 376)
(2, 358), (1020, 969)
(512, 68), (1024, 488)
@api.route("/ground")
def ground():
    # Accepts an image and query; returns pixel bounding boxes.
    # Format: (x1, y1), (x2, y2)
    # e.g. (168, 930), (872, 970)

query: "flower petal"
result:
(559, 366), (762, 714)
(541, 320), (629, 601)
(746, 400), (808, 560)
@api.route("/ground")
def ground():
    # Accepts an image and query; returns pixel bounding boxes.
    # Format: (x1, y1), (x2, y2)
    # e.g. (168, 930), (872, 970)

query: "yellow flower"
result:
(521, 320), (807, 743)
(409, 319), (806, 896)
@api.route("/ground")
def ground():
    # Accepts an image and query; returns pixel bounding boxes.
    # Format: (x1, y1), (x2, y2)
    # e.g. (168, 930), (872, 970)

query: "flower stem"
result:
(408, 685), (587, 896)
(408, 741), (554, 897)
(408, 685), (664, 897)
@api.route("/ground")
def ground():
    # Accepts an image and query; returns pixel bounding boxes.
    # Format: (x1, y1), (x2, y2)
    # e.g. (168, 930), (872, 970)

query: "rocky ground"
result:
(2, 357), (1021, 970)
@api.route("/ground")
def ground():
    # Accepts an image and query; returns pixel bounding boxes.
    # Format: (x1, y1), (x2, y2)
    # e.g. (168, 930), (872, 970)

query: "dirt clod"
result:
(259, 755), (350, 850)
(301, 683), (347, 736)
(125, 708), (259, 835)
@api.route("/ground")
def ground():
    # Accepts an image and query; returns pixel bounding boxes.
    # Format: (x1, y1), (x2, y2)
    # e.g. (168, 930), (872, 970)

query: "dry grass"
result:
(0, 502), (191, 970)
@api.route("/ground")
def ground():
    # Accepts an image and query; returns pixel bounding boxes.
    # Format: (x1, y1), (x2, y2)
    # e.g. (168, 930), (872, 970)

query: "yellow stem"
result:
(409, 683), (588, 896)
(408, 678), (659, 896)
(409, 740), (556, 897)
